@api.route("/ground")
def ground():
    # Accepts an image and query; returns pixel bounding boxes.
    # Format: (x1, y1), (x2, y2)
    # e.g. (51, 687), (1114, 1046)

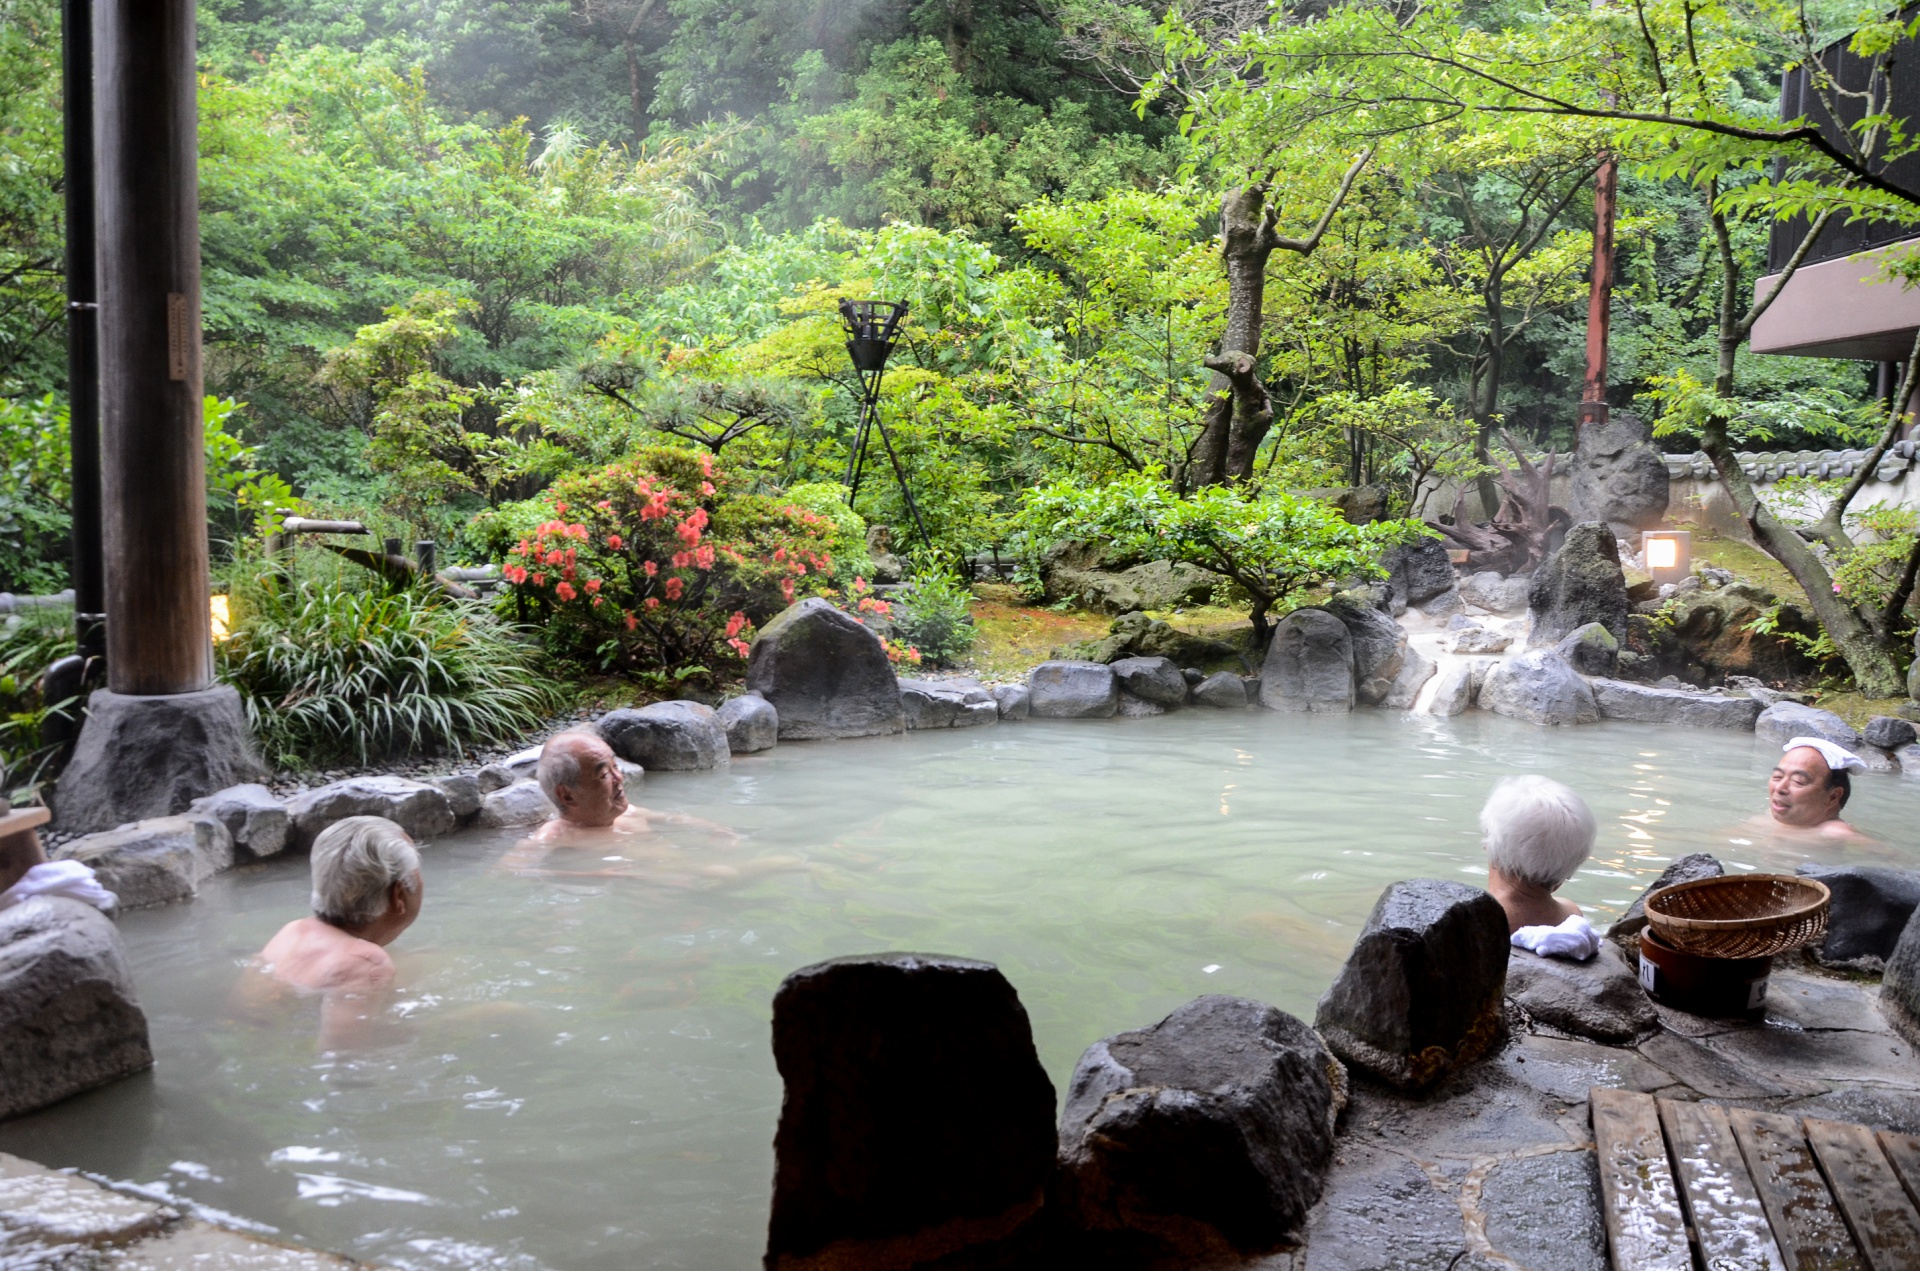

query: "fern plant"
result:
(218, 565), (556, 769)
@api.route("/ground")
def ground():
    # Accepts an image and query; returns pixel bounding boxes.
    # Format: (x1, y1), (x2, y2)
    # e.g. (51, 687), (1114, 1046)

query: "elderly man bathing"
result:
(525, 730), (730, 846)
(257, 816), (423, 992)
(1481, 774), (1603, 960)
(1759, 737), (1869, 841)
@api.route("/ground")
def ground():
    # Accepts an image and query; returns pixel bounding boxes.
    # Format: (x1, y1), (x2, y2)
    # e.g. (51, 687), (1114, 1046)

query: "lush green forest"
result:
(0, 0), (1915, 765)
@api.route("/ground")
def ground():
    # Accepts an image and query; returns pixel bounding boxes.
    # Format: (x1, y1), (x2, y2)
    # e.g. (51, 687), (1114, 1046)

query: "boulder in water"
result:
(1029, 661), (1120, 719)
(1259, 609), (1355, 714)
(286, 776), (456, 849)
(1795, 864), (1920, 971)
(0, 897), (153, 1119)
(1111, 656), (1189, 707)
(187, 783), (290, 859)
(56, 815), (233, 910)
(1325, 594), (1407, 706)
(746, 598), (905, 740)
(717, 693), (779, 754)
(598, 701), (731, 771)
(765, 953), (1057, 1270)
(1479, 650), (1598, 726)
(1555, 621), (1620, 676)
(1192, 671), (1249, 709)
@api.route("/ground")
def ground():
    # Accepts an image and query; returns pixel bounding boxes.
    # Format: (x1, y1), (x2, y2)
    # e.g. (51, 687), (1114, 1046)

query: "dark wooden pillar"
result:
(93, 0), (211, 696)
(62, 0), (103, 659)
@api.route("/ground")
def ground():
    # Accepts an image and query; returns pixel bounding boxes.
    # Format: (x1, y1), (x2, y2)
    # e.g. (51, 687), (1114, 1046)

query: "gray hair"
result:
(1480, 775), (1596, 889)
(311, 816), (420, 928)
(536, 730), (600, 801)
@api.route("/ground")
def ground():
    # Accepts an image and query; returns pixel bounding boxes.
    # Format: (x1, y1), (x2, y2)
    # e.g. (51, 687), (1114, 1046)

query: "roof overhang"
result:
(1750, 237), (1920, 360)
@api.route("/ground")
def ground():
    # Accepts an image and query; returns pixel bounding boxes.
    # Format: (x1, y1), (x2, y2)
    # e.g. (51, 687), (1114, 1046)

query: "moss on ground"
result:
(1685, 533), (1801, 601)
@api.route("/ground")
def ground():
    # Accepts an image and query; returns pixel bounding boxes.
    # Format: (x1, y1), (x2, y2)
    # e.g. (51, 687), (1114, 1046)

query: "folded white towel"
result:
(0, 860), (117, 913)
(1511, 913), (1598, 961)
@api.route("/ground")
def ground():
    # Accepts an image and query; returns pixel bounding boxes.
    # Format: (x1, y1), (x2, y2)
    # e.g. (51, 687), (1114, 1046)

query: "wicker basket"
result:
(1643, 874), (1831, 959)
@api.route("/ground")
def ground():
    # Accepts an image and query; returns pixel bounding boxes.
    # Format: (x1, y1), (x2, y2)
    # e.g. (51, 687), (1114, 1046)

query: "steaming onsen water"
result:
(3, 710), (1914, 1270)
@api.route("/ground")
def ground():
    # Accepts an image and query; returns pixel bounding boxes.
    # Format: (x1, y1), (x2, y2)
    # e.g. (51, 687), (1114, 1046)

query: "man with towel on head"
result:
(1762, 737), (1869, 840)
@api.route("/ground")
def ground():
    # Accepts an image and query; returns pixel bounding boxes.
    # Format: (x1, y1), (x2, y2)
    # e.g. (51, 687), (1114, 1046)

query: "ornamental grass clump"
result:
(500, 446), (844, 677)
(217, 567), (556, 770)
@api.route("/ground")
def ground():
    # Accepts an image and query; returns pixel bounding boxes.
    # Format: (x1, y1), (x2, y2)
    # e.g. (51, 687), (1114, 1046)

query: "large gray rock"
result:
(1260, 608), (1355, 714)
(746, 598), (905, 740)
(598, 700), (730, 771)
(1479, 650), (1598, 726)
(1794, 864), (1920, 971)
(1192, 671), (1248, 709)
(1754, 702), (1861, 750)
(1057, 996), (1345, 1253)
(1883, 906), (1920, 1045)
(1325, 595), (1407, 706)
(765, 954), (1056, 1271)
(477, 779), (556, 829)
(1865, 715), (1919, 750)
(1555, 621), (1619, 677)
(1897, 742), (1920, 779)
(1589, 679), (1763, 729)
(1528, 522), (1630, 646)
(430, 773), (483, 825)
(1111, 656), (1188, 707)
(285, 775), (456, 850)
(1382, 538), (1456, 608)
(1568, 411), (1669, 539)
(1448, 625), (1512, 655)
(1505, 944), (1657, 1044)
(1314, 879), (1509, 1091)
(717, 693), (779, 754)
(1608, 854), (1724, 954)
(1029, 661), (1119, 719)
(57, 815), (233, 910)
(898, 679), (998, 730)
(1426, 657), (1494, 717)
(1459, 571), (1531, 615)
(187, 783), (290, 859)
(54, 686), (268, 834)
(1379, 644), (1436, 710)
(992, 683), (1030, 720)
(0, 897), (152, 1120)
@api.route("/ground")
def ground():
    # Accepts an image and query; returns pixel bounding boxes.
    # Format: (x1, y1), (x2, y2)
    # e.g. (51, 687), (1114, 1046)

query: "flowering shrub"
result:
(501, 447), (844, 674)
(834, 577), (923, 667)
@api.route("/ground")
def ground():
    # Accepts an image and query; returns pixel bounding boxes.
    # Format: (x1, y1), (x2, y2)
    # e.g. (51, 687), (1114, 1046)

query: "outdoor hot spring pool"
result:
(4, 710), (1917, 1269)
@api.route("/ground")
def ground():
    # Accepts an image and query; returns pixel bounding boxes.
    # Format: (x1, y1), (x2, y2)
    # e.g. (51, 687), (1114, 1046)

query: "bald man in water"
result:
(1758, 738), (1869, 842)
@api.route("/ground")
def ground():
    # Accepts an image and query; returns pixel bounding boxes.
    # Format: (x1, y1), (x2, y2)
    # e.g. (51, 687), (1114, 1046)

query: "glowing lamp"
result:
(210, 594), (231, 643)
(1643, 530), (1691, 585)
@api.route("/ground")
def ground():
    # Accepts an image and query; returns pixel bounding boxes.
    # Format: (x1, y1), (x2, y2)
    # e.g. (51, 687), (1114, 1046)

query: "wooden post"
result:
(62, 0), (103, 661)
(93, 0), (211, 696)
(1580, 154), (1619, 431)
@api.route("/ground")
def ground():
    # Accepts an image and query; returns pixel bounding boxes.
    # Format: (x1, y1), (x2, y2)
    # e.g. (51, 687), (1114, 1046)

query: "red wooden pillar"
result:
(1580, 155), (1619, 431)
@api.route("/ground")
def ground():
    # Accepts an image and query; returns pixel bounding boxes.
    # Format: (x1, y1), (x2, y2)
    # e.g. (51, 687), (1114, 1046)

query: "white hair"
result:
(536, 730), (603, 801)
(311, 816), (420, 928)
(1480, 775), (1596, 889)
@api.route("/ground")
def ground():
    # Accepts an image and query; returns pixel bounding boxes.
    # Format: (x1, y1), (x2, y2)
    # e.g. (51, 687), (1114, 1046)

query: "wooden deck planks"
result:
(1728, 1108), (1865, 1271)
(1804, 1118), (1920, 1271)
(1876, 1131), (1920, 1215)
(1591, 1088), (1692, 1271)
(1657, 1098), (1787, 1271)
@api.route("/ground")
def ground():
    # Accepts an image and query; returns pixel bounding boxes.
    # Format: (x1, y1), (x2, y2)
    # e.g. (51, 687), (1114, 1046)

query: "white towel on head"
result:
(1782, 736), (1866, 772)
(0, 860), (117, 913)
(1511, 913), (1599, 961)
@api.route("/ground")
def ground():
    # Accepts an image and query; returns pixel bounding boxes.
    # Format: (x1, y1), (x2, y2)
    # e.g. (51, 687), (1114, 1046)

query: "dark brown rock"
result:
(1314, 879), (1509, 1091)
(1056, 995), (1346, 1256)
(765, 953), (1057, 1271)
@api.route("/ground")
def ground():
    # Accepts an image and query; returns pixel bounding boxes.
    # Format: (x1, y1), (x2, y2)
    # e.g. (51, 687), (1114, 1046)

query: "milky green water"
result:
(3, 710), (1916, 1270)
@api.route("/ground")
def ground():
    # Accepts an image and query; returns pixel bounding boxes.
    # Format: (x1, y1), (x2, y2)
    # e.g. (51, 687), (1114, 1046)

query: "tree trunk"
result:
(1192, 186), (1278, 487)
(1210, 351), (1275, 478)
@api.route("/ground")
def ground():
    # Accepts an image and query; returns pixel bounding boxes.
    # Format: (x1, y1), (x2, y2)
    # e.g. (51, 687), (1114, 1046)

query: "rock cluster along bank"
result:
(764, 858), (1920, 1268)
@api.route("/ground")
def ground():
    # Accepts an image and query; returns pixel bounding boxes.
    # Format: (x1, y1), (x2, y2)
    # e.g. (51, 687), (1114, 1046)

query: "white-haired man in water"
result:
(1481, 774), (1602, 959)
(257, 816), (424, 991)
(1760, 737), (1868, 841)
